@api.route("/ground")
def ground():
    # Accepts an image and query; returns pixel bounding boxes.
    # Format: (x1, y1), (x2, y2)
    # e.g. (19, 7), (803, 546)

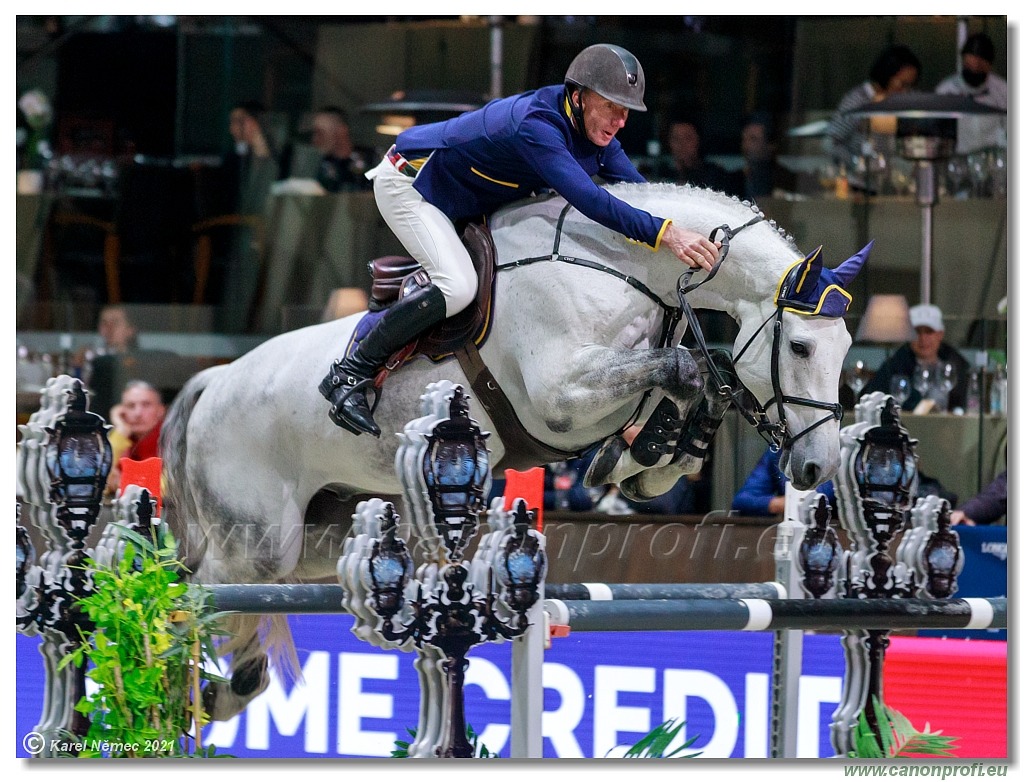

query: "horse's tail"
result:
(160, 364), (226, 576)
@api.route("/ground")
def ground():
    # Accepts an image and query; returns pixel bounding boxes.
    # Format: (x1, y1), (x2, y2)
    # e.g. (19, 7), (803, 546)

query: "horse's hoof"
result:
(583, 434), (627, 488)
(619, 474), (654, 502)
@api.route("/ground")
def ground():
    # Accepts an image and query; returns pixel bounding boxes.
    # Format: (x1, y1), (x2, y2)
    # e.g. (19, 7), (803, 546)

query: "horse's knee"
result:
(669, 350), (704, 401)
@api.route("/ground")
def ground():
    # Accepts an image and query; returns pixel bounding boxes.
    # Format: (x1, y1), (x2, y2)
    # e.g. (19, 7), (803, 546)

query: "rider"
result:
(319, 43), (722, 436)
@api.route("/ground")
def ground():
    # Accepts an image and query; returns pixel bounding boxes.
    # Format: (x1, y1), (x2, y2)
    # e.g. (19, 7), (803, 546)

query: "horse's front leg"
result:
(533, 345), (704, 486)
(618, 349), (739, 501)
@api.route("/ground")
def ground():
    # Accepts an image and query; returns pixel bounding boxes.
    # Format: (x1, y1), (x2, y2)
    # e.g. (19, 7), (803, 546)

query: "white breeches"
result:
(367, 156), (476, 317)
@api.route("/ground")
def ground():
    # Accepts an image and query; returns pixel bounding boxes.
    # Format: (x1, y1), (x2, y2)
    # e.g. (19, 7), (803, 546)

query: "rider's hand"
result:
(662, 223), (721, 272)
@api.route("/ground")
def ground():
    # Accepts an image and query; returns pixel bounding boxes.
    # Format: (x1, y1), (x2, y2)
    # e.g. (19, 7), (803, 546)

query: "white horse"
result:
(161, 182), (867, 718)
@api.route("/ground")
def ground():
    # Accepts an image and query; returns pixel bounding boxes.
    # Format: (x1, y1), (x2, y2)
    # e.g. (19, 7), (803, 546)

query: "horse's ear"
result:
(793, 245), (824, 294)
(833, 240), (873, 287)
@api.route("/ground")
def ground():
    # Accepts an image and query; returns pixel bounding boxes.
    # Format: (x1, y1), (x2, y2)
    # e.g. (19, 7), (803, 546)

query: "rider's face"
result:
(579, 90), (629, 147)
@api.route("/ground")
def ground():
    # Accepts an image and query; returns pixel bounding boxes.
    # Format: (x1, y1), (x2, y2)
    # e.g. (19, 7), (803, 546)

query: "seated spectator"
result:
(732, 446), (836, 517)
(95, 304), (139, 354)
(728, 113), (797, 200)
(311, 106), (373, 192)
(935, 32), (1007, 154)
(950, 470), (1006, 526)
(105, 380), (166, 496)
(647, 117), (732, 192)
(859, 303), (970, 412)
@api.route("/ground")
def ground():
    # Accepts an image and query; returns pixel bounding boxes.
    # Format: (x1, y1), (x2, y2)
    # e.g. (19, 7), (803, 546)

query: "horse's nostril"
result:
(803, 463), (821, 488)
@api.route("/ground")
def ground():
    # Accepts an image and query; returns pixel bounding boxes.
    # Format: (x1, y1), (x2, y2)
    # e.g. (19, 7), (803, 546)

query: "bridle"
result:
(677, 219), (844, 453)
(497, 203), (843, 455)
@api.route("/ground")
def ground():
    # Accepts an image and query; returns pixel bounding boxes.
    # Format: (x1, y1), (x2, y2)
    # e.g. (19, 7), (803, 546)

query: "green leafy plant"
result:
(619, 718), (701, 758)
(849, 696), (959, 759)
(392, 724), (498, 758)
(59, 527), (233, 758)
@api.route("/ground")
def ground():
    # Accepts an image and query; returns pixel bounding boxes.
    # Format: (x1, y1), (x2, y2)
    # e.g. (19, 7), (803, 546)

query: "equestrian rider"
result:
(320, 43), (722, 436)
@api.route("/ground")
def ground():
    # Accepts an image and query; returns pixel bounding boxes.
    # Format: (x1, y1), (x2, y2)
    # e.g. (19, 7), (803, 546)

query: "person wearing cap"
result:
(318, 43), (722, 437)
(935, 32), (1008, 154)
(860, 303), (970, 411)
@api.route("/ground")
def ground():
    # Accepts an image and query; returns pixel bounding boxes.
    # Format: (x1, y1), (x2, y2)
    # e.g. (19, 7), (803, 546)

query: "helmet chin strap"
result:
(566, 85), (586, 137)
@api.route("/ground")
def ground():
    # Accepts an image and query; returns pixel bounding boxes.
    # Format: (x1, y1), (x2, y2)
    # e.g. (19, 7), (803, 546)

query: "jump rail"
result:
(544, 597), (1007, 633)
(204, 581), (787, 613)
(202, 584), (1005, 633)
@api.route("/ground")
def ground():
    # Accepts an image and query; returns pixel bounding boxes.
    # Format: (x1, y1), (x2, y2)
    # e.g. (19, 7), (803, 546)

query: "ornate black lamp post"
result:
(827, 391), (961, 756)
(17, 378), (113, 754)
(339, 382), (547, 758)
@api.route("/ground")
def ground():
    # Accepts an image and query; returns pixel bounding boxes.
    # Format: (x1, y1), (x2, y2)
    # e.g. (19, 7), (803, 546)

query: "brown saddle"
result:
(367, 221), (496, 361)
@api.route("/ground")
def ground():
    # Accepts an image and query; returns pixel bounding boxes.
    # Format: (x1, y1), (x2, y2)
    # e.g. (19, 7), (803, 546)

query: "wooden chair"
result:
(190, 214), (265, 305)
(41, 209), (123, 303)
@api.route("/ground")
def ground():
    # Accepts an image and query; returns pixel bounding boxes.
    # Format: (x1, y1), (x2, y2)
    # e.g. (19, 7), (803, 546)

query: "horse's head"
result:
(731, 241), (871, 489)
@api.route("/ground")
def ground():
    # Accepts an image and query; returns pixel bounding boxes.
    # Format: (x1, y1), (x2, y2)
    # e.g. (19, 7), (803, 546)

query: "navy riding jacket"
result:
(394, 85), (671, 249)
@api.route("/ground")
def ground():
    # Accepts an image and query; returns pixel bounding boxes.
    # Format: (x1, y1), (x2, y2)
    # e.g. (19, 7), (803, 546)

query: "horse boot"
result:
(629, 397), (683, 468)
(672, 348), (738, 469)
(318, 284), (447, 436)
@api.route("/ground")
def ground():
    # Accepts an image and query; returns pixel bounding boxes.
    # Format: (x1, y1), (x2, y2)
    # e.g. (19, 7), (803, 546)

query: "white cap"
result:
(909, 303), (944, 332)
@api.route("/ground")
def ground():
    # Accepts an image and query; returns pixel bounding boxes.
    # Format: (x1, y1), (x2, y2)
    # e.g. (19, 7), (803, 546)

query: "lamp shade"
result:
(855, 294), (914, 343)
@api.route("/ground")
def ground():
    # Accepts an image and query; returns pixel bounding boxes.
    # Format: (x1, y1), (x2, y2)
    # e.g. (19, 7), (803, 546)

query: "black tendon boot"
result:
(672, 348), (738, 464)
(319, 285), (447, 436)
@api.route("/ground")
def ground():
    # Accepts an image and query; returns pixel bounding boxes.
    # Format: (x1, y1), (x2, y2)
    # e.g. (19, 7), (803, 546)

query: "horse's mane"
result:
(490, 181), (801, 256)
(604, 181), (800, 253)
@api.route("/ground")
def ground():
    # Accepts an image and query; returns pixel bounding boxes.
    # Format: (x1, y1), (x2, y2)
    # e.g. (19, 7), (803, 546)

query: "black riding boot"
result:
(318, 285), (448, 436)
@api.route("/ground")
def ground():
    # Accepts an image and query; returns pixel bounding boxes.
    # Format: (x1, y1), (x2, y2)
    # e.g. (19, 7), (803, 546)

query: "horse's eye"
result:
(790, 341), (811, 358)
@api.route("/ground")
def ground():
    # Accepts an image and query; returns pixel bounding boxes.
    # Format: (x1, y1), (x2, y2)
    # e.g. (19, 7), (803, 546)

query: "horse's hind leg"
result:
(202, 615), (272, 721)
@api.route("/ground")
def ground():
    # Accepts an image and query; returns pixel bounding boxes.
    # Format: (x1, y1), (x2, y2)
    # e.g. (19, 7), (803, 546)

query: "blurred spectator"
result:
(860, 303), (970, 412)
(935, 32), (1008, 154)
(731, 446), (836, 517)
(950, 470), (1006, 526)
(84, 305), (180, 420)
(96, 303), (139, 354)
(105, 380), (166, 496)
(213, 100), (280, 331)
(311, 106), (372, 192)
(647, 117), (732, 192)
(728, 113), (796, 200)
(222, 99), (281, 215)
(826, 44), (922, 191)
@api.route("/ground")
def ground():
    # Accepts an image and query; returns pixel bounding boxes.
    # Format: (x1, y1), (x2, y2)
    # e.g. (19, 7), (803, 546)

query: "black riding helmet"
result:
(564, 43), (647, 133)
